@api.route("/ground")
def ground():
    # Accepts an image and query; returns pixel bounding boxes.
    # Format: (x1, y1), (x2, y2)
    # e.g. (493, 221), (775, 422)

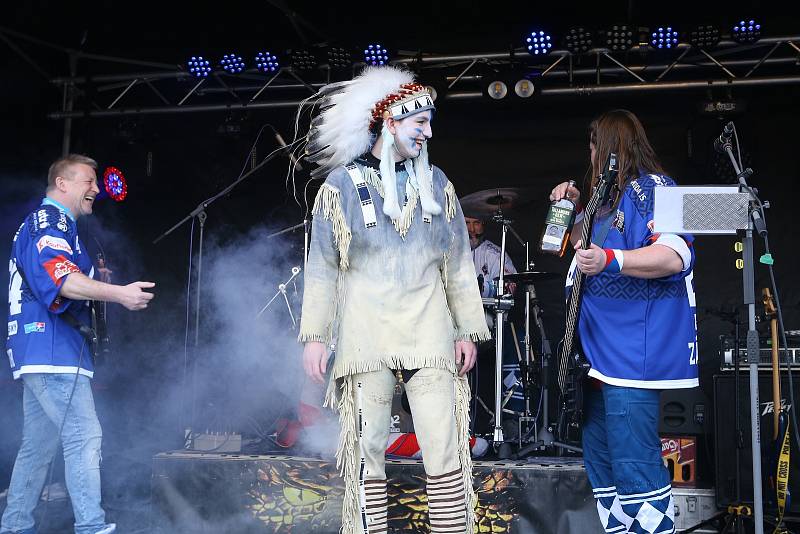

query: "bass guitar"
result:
(555, 152), (619, 445)
(763, 287), (791, 526)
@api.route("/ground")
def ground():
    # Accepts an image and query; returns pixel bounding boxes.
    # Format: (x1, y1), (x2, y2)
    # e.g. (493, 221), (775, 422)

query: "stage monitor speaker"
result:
(660, 388), (709, 436)
(713, 373), (800, 512)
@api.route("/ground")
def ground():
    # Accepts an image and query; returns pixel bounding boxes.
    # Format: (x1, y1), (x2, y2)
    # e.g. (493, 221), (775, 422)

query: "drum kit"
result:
(461, 187), (578, 458)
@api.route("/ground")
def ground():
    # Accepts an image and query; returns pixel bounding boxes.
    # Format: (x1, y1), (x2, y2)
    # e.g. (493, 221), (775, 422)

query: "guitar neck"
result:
(772, 317), (781, 438)
(563, 196), (600, 340)
(558, 200), (598, 384)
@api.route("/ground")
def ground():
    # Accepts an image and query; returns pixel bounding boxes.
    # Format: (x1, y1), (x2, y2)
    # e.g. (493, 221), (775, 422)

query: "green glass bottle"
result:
(540, 180), (576, 256)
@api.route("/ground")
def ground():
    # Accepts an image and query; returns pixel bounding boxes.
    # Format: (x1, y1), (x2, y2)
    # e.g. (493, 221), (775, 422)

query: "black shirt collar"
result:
(355, 152), (407, 172)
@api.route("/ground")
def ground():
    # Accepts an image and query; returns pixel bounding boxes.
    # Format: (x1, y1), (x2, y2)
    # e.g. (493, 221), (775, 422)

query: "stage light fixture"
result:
(219, 53), (246, 74)
(650, 26), (679, 49)
(688, 25), (721, 49)
(526, 30), (553, 56)
(327, 46), (352, 69)
(732, 19), (761, 43)
(487, 80), (508, 100)
(290, 49), (318, 71)
(564, 27), (594, 54)
(602, 25), (635, 52)
(363, 44), (389, 66)
(187, 56), (211, 78)
(514, 79), (535, 98)
(255, 52), (280, 73)
(103, 167), (128, 202)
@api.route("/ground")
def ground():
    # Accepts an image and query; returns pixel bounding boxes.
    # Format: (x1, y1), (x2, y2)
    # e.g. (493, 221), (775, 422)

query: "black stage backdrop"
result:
(1, 8), (799, 518)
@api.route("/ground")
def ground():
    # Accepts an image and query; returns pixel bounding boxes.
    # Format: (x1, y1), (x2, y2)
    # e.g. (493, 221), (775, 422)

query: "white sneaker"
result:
(94, 524), (117, 534)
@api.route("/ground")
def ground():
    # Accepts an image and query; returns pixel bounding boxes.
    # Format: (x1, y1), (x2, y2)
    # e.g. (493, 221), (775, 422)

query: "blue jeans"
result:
(582, 385), (675, 534)
(1, 374), (110, 534)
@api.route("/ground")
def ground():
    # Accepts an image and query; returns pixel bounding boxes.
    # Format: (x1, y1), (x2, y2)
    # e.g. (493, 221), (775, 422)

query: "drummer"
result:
(465, 216), (517, 302)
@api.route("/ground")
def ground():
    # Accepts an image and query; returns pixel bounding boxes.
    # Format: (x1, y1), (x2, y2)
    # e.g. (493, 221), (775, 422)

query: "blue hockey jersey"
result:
(6, 198), (95, 379)
(566, 173), (699, 389)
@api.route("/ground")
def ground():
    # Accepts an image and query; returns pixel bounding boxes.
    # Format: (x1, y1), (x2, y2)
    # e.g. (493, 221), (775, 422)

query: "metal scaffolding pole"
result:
(46, 74), (800, 119)
(61, 54), (77, 155)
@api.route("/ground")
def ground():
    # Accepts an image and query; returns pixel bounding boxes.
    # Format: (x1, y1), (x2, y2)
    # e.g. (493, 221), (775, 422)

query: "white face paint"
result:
(389, 110), (433, 161)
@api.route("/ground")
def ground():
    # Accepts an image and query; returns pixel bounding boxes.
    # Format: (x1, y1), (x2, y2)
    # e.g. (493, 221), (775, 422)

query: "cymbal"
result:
(459, 187), (534, 219)
(495, 271), (561, 284)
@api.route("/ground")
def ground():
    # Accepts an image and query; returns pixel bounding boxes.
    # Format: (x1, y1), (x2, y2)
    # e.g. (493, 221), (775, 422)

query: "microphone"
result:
(273, 128), (304, 170)
(714, 121), (735, 154)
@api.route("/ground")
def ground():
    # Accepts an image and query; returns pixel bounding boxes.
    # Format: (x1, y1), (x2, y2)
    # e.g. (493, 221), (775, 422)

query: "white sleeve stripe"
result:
(653, 233), (691, 271)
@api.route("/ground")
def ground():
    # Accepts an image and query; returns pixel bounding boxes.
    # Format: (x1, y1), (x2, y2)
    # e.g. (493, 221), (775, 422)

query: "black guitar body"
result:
(555, 340), (592, 445)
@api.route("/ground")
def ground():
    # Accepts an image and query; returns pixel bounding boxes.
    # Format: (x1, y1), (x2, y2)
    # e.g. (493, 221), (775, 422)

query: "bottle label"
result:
(545, 205), (573, 226)
(541, 204), (573, 248)
(542, 224), (567, 246)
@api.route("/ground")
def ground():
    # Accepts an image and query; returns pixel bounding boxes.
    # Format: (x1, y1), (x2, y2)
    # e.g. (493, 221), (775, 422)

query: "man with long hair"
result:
(550, 110), (698, 534)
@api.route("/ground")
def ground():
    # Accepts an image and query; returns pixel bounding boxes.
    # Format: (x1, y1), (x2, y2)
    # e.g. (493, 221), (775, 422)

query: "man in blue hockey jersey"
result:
(3, 154), (154, 534)
(550, 110), (697, 534)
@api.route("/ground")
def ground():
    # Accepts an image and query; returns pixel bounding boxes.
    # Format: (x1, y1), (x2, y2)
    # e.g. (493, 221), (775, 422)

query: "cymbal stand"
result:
(491, 209), (511, 444)
(490, 210), (534, 447)
(512, 278), (544, 450)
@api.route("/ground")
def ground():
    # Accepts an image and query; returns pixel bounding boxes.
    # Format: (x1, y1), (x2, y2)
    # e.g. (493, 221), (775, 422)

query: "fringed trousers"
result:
(347, 367), (469, 534)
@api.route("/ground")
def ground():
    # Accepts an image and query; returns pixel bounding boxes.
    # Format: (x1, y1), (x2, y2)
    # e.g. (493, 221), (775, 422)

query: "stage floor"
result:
(150, 451), (602, 533)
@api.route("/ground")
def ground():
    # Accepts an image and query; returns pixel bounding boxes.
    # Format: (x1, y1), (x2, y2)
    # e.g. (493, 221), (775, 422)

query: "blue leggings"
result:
(582, 385), (675, 534)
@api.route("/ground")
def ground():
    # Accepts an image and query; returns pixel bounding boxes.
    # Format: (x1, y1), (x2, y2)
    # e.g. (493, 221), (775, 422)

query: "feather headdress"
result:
(299, 66), (440, 219)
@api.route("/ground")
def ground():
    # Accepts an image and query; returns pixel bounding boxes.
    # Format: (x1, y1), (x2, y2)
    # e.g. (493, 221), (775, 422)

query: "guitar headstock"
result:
(584, 152), (619, 220)
(597, 152), (619, 203)
(96, 252), (112, 284)
(762, 287), (777, 319)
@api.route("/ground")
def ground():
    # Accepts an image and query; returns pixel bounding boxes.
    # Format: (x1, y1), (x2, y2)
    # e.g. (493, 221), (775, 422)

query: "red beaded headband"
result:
(369, 83), (432, 128)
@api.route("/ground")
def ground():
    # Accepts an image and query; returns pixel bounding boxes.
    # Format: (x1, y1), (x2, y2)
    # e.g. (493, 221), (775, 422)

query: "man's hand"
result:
(303, 341), (328, 384)
(454, 340), (477, 376)
(117, 281), (155, 310)
(574, 240), (607, 276)
(550, 181), (580, 203)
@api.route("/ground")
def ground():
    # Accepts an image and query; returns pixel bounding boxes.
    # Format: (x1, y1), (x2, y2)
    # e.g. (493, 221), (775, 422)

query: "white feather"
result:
(307, 66), (414, 177)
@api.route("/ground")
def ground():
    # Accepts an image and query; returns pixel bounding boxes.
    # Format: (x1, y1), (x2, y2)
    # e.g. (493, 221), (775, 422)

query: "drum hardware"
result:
(489, 207), (521, 445)
(490, 207), (558, 452)
(462, 186), (565, 453)
(256, 266), (302, 327)
(500, 271), (561, 284)
(459, 187), (535, 220)
(482, 296), (515, 310)
(257, 219), (310, 325)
